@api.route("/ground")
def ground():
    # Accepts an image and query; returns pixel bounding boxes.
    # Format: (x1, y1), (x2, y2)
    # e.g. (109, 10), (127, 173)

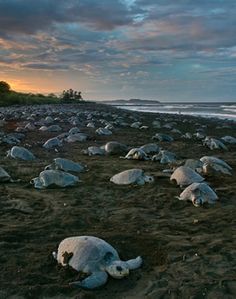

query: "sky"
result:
(0, 0), (236, 102)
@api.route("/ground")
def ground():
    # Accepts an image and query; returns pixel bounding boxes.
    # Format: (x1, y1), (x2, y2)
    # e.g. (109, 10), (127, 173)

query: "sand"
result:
(0, 102), (236, 299)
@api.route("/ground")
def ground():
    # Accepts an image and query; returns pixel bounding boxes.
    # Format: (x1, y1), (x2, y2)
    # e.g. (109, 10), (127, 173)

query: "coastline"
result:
(0, 102), (235, 298)
(110, 103), (236, 122)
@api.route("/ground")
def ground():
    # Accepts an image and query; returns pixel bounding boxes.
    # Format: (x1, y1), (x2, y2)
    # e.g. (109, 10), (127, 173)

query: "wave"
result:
(117, 105), (236, 121)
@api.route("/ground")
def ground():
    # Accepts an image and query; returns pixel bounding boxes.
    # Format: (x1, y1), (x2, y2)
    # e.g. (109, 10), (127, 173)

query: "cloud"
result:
(0, 0), (236, 101)
(0, 0), (142, 35)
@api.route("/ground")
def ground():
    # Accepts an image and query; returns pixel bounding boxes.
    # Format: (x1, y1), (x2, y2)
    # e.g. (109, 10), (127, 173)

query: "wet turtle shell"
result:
(31, 170), (79, 189)
(178, 182), (218, 207)
(110, 168), (153, 185)
(170, 166), (204, 187)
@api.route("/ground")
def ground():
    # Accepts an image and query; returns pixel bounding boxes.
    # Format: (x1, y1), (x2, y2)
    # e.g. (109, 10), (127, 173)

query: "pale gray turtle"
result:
(65, 133), (87, 143)
(39, 125), (49, 131)
(43, 137), (62, 149)
(171, 128), (181, 134)
(221, 136), (236, 144)
(44, 116), (54, 124)
(24, 123), (36, 131)
(53, 236), (142, 289)
(139, 125), (149, 130)
(200, 156), (232, 175)
(184, 159), (204, 172)
(7, 146), (36, 161)
(170, 166), (204, 187)
(124, 148), (149, 160)
(194, 132), (205, 139)
(152, 133), (173, 142)
(110, 168), (154, 185)
(0, 166), (11, 182)
(104, 141), (128, 155)
(105, 123), (114, 130)
(130, 121), (142, 129)
(87, 122), (95, 128)
(46, 125), (62, 132)
(203, 137), (227, 150)
(96, 127), (112, 136)
(68, 127), (80, 135)
(177, 182), (218, 207)
(139, 143), (159, 154)
(31, 170), (80, 189)
(182, 132), (192, 139)
(2, 135), (21, 145)
(45, 158), (85, 173)
(82, 146), (105, 156)
(152, 120), (161, 129)
(152, 150), (176, 164)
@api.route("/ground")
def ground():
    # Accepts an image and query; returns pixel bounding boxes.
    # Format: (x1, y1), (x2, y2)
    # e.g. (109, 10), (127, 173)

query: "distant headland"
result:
(102, 99), (160, 105)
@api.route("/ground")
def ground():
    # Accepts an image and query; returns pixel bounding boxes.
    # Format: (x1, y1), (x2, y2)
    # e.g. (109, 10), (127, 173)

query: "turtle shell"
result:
(170, 166), (204, 186)
(56, 236), (120, 272)
(110, 169), (144, 185)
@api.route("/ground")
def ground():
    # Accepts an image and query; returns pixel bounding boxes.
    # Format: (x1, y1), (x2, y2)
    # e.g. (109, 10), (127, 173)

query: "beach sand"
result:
(0, 102), (235, 299)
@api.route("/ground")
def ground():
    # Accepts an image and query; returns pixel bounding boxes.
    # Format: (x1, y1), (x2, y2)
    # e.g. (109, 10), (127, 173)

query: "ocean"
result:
(112, 102), (236, 122)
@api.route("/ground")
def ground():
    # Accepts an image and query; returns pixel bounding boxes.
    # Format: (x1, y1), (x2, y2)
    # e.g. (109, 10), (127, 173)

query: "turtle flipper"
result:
(126, 256), (142, 270)
(69, 271), (108, 289)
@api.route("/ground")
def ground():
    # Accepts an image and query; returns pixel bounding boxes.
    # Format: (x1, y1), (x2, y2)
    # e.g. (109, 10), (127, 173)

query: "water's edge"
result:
(110, 103), (236, 121)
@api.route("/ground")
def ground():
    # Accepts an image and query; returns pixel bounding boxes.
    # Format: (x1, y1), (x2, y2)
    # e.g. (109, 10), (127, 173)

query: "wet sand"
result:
(0, 102), (236, 299)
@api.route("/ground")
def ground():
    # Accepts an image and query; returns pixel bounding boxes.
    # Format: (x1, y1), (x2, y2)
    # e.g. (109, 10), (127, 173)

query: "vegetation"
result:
(0, 81), (11, 93)
(0, 81), (84, 107)
(61, 89), (83, 101)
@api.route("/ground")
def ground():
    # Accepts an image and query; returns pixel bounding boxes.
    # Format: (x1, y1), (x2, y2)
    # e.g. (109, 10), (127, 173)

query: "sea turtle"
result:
(82, 146), (105, 156)
(124, 148), (149, 160)
(7, 146), (36, 161)
(24, 123), (36, 131)
(53, 236), (142, 289)
(44, 116), (54, 124)
(31, 170), (80, 189)
(152, 133), (173, 142)
(170, 166), (204, 187)
(2, 135), (21, 145)
(45, 125), (62, 132)
(221, 136), (236, 144)
(182, 132), (192, 139)
(171, 128), (182, 134)
(65, 133), (88, 143)
(87, 122), (95, 128)
(152, 150), (176, 164)
(96, 128), (112, 136)
(184, 159), (204, 172)
(130, 122), (142, 129)
(152, 120), (161, 129)
(104, 141), (128, 155)
(110, 168), (154, 185)
(200, 156), (232, 175)
(43, 137), (62, 149)
(177, 182), (218, 207)
(68, 127), (81, 135)
(139, 143), (159, 154)
(0, 166), (11, 182)
(194, 132), (205, 139)
(45, 158), (85, 173)
(203, 137), (228, 150)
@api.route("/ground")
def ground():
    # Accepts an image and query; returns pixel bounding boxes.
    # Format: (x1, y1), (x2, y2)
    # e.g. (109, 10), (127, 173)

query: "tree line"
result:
(0, 81), (83, 101)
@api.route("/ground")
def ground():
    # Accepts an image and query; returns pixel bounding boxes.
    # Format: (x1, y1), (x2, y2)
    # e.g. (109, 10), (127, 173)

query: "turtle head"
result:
(106, 261), (129, 279)
(144, 175), (154, 183)
(192, 197), (202, 207)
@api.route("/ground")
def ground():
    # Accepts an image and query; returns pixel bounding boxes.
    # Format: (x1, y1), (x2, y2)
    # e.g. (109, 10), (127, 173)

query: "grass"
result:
(0, 91), (85, 107)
